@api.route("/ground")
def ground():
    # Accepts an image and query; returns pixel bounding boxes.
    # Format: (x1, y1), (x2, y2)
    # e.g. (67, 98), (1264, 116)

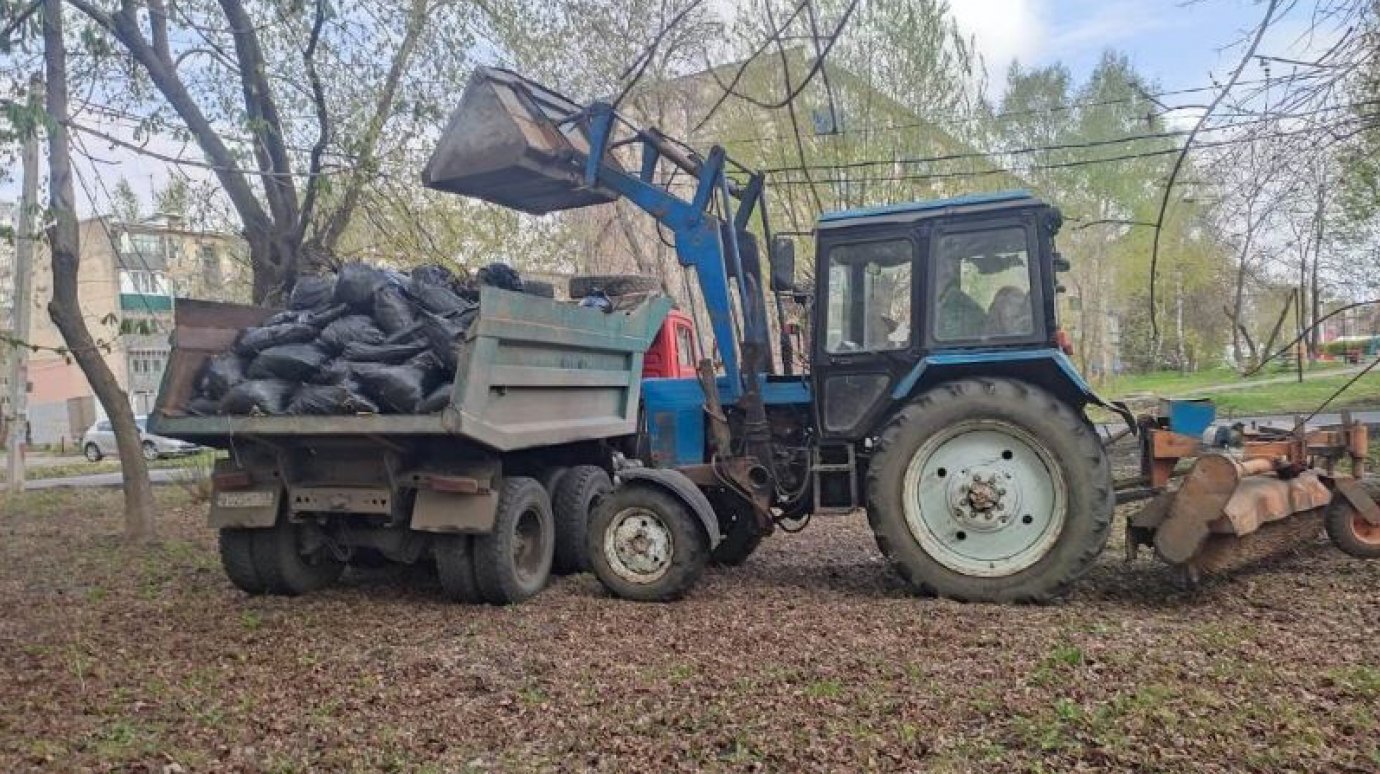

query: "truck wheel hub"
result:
(604, 507), (673, 583)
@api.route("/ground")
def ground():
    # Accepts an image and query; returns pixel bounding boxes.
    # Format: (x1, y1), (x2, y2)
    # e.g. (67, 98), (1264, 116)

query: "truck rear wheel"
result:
(472, 477), (555, 605)
(434, 535), (483, 603)
(219, 528), (266, 594)
(589, 484), (708, 601)
(252, 520), (345, 596)
(551, 465), (612, 574)
(866, 378), (1112, 603)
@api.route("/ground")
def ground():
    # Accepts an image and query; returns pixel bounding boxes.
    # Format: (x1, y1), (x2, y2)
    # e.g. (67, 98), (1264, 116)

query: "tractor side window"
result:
(825, 239), (912, 354)
(933, 227), (1033, 342)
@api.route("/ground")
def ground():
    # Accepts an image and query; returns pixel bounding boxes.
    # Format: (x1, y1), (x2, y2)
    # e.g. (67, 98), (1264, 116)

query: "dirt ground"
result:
(2, 488), (1378, 773)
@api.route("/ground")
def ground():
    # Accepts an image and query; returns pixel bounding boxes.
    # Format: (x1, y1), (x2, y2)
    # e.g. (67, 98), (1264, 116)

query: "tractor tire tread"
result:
(865, 377), (1112, 603)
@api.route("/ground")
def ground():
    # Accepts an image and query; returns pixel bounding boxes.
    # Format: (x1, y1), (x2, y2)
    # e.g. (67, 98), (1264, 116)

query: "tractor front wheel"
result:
(866, 378), (1112, 603)
(588, 485), (708, 601)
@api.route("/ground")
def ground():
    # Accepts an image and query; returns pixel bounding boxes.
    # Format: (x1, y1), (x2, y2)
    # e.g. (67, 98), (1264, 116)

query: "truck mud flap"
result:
(410, 460), (501, 534)
(617, 467), (722, 548)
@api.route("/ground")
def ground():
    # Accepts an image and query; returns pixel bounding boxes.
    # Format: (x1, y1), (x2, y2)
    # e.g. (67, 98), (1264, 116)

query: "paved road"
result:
(21, 468), (185, 491)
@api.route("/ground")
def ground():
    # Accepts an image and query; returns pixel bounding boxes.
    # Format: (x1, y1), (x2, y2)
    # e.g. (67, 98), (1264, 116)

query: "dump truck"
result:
(150, 286), (674, 604)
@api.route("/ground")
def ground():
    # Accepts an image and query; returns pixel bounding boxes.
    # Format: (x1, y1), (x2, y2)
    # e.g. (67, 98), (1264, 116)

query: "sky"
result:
(0, 0), (1343, 215)
(949, 0), (1332, 97)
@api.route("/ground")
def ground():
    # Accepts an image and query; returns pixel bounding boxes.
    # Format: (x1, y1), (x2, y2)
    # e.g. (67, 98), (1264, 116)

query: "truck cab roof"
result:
(816, 190), (1049, 231)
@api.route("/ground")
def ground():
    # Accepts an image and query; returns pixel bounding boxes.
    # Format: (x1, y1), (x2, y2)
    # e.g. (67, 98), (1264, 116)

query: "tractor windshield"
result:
(933, 226), (1034, 342)
(824, 239), (913, 354)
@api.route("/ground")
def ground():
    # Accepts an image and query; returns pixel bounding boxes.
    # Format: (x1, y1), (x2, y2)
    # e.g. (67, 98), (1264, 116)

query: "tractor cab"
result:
(784, 191), (1091, 441)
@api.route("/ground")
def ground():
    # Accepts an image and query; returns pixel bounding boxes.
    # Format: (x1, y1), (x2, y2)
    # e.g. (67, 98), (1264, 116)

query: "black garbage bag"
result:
(372, 285), (416, 335)
(353, 363), (434, 413)
(312, 358), (354, 385)
(286, 384), (379, 415)
(342, 340), (427, 364)
(407, 349), (446, 376)
(476, 262), (523, 291)
(416, 382), (453, 413)
(410, 263), (456, 289)
(303, 303), (351, 329)
(319, 315), (384, 354)
(418, 310), (472, 369)
(334, 262), (387, 310)
(220, 379), (296, 415)
(410, 283), (472, 317)
(198, 352), (247, 399)
(247, 343), (330, 381)
(235, 322), (317, 356)
(185, 395), (222, 416)
(264, 309), (307, 326)
(289, 274), (336, 310)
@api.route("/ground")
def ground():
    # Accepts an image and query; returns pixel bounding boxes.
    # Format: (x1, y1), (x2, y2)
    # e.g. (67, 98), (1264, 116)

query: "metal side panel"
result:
(449, 287), (671, 451)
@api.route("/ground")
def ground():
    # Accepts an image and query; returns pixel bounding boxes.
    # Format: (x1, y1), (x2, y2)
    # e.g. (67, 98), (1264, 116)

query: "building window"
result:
(200, 245), (222, 288)
(121, 269), (170, 296)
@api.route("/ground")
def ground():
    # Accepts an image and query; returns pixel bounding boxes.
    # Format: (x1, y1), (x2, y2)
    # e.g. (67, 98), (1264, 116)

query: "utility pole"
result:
(7, 100), (39, 493)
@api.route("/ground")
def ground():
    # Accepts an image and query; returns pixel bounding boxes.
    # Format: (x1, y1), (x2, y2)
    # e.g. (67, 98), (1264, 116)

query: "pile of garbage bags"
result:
(186, 261), (526, 416)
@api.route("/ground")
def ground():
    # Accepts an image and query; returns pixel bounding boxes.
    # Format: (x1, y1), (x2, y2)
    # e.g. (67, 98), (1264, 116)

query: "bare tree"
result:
(43, 0), (157, 540)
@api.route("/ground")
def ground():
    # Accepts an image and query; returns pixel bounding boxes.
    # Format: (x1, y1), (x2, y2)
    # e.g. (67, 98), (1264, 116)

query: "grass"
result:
(0, 450), (220, 483)
(1102, 361), (1347, 400)
(1091, 361), (1380, 418)
(1208, 372), (1380, 416)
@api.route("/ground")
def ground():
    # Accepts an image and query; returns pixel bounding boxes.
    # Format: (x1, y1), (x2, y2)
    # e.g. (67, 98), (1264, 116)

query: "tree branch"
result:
(315, 0), (428, 253)
(296, 0), (332, 246)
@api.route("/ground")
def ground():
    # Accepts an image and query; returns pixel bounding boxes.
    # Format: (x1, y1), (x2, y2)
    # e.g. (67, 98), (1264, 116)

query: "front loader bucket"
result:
(1129, 454), (1334, 582)
(422, 67), (625, 214)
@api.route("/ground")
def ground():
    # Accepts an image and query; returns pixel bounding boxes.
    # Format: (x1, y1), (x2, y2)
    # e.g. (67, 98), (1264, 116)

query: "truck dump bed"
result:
(149, 286), (670, 451)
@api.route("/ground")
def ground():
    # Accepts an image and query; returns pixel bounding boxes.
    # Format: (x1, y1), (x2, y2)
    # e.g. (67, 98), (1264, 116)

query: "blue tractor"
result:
(424, 68), (1135, 603)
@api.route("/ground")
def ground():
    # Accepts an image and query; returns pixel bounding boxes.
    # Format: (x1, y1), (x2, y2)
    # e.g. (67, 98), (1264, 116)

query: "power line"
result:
(764, 116), (1377, 187)
(760, 100), (1377, 175)
(704, 70), (1334, 147)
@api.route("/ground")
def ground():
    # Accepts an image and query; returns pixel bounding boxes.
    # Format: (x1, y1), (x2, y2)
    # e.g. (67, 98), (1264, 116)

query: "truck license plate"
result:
(217, 491), (275, 508)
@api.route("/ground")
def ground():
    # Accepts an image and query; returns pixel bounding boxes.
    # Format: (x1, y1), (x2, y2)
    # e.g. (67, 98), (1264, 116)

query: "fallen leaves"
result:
(0, 487), (1377, 772)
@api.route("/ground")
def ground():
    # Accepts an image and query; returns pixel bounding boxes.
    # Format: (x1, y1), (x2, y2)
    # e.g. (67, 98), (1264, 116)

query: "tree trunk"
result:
(43, 0), (157, 541)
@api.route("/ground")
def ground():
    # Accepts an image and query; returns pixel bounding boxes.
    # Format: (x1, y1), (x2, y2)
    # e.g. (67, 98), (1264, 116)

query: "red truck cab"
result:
(643, 309), (698, 379)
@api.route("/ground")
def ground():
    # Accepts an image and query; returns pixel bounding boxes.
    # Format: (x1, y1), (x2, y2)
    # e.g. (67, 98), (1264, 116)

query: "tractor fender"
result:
(616, 467), (722, 548)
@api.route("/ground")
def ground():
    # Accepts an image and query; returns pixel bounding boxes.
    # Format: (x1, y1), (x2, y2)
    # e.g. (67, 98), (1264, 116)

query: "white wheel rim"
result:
(901, 419), (1067, 577)
(603, 507), (673, 584)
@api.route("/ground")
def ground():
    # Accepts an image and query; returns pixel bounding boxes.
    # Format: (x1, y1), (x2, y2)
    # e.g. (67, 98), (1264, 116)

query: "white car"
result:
(81, 416), (201, 462)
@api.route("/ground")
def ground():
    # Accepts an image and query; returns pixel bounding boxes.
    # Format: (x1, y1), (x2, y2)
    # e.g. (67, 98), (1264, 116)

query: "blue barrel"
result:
(1163, 398), (1216, 437)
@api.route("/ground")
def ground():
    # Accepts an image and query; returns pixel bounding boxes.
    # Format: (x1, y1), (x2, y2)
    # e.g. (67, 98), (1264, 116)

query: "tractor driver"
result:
(934, 249), (986, 341)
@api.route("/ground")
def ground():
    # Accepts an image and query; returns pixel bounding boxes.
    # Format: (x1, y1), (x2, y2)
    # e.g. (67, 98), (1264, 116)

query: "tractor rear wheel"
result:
(866, 378), (1112, 603)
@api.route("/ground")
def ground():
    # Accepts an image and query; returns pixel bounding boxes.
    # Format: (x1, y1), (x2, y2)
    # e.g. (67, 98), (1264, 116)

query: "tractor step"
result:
(812, 444), (858, 514)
